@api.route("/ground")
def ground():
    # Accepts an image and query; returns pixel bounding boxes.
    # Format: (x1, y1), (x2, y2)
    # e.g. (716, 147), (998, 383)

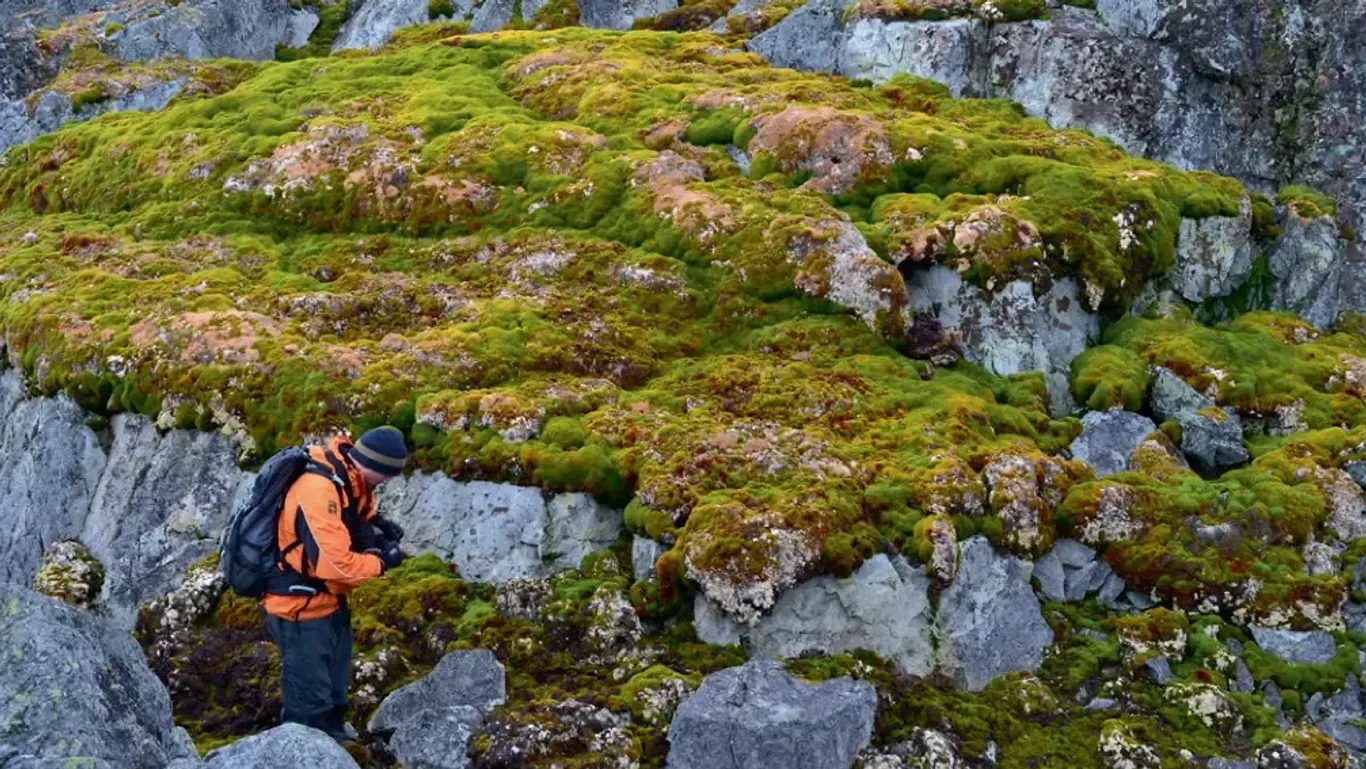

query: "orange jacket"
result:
(262, 436), (385, 622)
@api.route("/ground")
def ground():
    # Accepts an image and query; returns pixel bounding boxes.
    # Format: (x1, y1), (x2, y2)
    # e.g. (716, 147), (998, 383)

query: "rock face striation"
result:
(749, 1), (1366, 326)
(0, 584), (199, 769)
(0, 371), (623, 625)
(376, 473), (624, 583)
(666, 659), (877, 769)
(695, 554), (935, 676)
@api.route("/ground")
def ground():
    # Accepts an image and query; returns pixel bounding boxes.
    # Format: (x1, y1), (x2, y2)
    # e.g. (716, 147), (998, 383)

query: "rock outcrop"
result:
(369, 649), (507, 769)
(666, 659), (876, 769)
(105, 0), (317, 63)
(694, 554), (934, 676)
(0, 78), (188, 154)
(1150, 367), (1249, 472)
(201, 723), (360, 769)
(1069, 410), (1163, 478)
(935, 536), (1052, 691)
(376, 474), (624, 583)
(1169, 204), (1255, 303)
(1271, 212), (1346, 329)
(1250, 627), (1338, 666)
(1032, 538), (1153, 611)
(906, 265), (1097, 415)
(0, 584), (198, 769)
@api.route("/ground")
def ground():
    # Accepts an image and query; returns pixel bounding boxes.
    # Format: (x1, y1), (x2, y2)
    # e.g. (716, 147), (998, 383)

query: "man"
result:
(262, 425), (409, 742)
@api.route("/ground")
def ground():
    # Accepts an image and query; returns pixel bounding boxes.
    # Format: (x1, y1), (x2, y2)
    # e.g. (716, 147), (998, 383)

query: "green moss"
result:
(429, 0), (456, 17)
(1071, 345), (1150, 412)
(1277, 185), (1338, 219)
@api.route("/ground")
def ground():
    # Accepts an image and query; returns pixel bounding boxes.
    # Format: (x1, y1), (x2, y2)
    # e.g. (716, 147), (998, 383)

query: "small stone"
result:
(1066, 561), (1099, 601)
(1085, 697), (1119, 711)
(1098, 573), (1127, 605)
(1346, 462), (1366, 491)
(1250, 626), (1337, 665)
(1232, 659), (1255, 693)
(1033, 549), (1067, 602)
(1052, 539), (1098, 568)
(633, 535), (664, 583)
(1146, 657), (1175, 685)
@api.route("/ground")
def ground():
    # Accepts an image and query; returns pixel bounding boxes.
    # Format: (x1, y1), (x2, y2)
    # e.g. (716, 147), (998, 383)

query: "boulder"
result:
(632, 535), (664, 582)
(746, 0), (848, 73)
(1269, 212), (1345, 329)
(666, 659), (876, 769)
(108, 0), (318, 63)
(0, 584), (197, 769)
(1149, 368), (1248, 472)
(936, 536), (1052, 691)
(369, 649), (506, 733)
(202, 723), (359, 768)
(836, 18), (990, 96)
(907, 265), (1098, 416)
(386, 706), (485, 769)
(0, 78), (187, 154)
(1069, 410), (1162, 478)
(1250, 626), (1337, 665)
(468, 0), (547, 33)
(694, 555), (934, 676)
(334, 0), (431, 50)
(578, 0), (676, 29)
(1170, 203), (1255, 302)
(376, 475), (623, 583)
(81, 412), (252, 629)
(0, 373), (106, 586)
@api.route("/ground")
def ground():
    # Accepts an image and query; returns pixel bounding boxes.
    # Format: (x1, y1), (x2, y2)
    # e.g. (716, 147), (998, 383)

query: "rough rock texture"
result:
(82, 412), (252, 630)
(1150, 367), (1248, 472)
(0, 584), (197, 769)
(1, 0), (114, 27)
(751, 2), (1366, 325)
(935, 535), (1052, 691)
(1271, 213), (1345, 329)
(376, 474), (623, 583)
(666, 659), (876, 769)
(468, 0), (546, 33)
(387, 706), (486, 769)
(1169, 203), (1255, 302)
(32, 539), (104, 608)
(579, 0), (677, 29)
(368, 649), (507, 734)
(1032, 538), (1146, 610)
(202, 723), (360, 769)
(1069, 410), (1162, 478)
(907, 265), (1098, 415)
(695, 554), (934, 676)
(0, 25), (58, 101)
(0, 78), (187, 154)
(0, 373), (106, 586)
(1250, 626), (1337, 665)
(108, 0), (318, 62)
(334, 0), (461, 51)
(633, 535), (664, 583)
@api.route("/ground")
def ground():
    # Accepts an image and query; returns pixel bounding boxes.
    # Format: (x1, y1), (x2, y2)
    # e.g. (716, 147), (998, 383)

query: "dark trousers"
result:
(264, 604), (353, 740)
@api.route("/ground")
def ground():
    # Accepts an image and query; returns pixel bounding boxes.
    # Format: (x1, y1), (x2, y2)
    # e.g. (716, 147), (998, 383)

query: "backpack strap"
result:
(262, 458), (346, 598)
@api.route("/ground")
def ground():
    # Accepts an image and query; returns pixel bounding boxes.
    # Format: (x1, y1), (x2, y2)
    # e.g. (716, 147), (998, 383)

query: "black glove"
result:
(378, 543), (405, 572)
(373, 516), (405, 544)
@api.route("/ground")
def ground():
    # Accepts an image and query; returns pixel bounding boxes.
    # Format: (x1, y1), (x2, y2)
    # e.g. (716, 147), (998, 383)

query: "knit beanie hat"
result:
(352, 426), (409, 477)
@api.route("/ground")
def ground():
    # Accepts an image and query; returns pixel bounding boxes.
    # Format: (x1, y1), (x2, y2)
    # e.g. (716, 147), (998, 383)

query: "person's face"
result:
(358, 466), (393, 490)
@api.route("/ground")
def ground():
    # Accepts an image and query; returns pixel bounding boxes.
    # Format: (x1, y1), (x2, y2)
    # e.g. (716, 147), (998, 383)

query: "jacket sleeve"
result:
(294, 474), (384, 587)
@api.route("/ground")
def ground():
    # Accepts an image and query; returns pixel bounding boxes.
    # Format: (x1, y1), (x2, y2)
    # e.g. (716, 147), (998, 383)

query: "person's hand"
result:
(379, 543), (405, 572)
(373, 516), (405, 544)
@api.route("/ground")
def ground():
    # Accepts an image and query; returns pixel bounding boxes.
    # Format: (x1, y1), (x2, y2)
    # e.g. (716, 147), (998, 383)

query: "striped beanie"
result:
(351, 426), (409, 477)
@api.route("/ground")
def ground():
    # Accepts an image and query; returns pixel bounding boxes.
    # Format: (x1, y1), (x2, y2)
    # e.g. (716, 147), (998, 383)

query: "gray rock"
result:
(694, 593), (744, 646)
(1149, 368), (1248, 472)
(633, 535), (664, 583)
(1250, 626), (1337, 665)
(387, 706), (485, 769)
(577, 0), (676, 29)
(1170, 204), (1255, 302)
(1032, 549), (1066, 602)
(0, 26), (58, 101)
(1207, 760), (1255, 769)
(376, 474), (623, 582)
(700, 555), (934, 676)
(1232, 658), (1255, 693)
(0, 78), (187, 154)
(1346, 461), (1366, 491)
(0, 373), (106, 586)
(467, 0), (546, 33)
(1070, 410), (1161, 478)
(746, 0), (848, 74)
(110, 0), (318, 62)
(1052, 539), (1098, 568)
(837, 18), (990, 96)
(1270, 212), (1345, 329)
(1085, 697), (1119, 711)
(907, 266), (1098, 416)
(202, 723), (359, 768)
(1098, 572), (1127, 604)
(1262, 681), (1292, 730)
(333, 0), (433, 50)
(81, 412), (250, 630)
(368, 649), (506, 735)
(1, 0), (116, 27)
(1146, 656), (1175, 684)
(1065, 560), (1099, 601)
(935, 536), (1052, 691)
(666, 659), (876, 769)
(1346, 602), (1366, 635)
(0, 584), (195, 769)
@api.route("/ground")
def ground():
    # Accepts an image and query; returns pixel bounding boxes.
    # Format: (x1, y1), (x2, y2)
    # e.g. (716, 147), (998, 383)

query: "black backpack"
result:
(219, 446), (342, 598)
